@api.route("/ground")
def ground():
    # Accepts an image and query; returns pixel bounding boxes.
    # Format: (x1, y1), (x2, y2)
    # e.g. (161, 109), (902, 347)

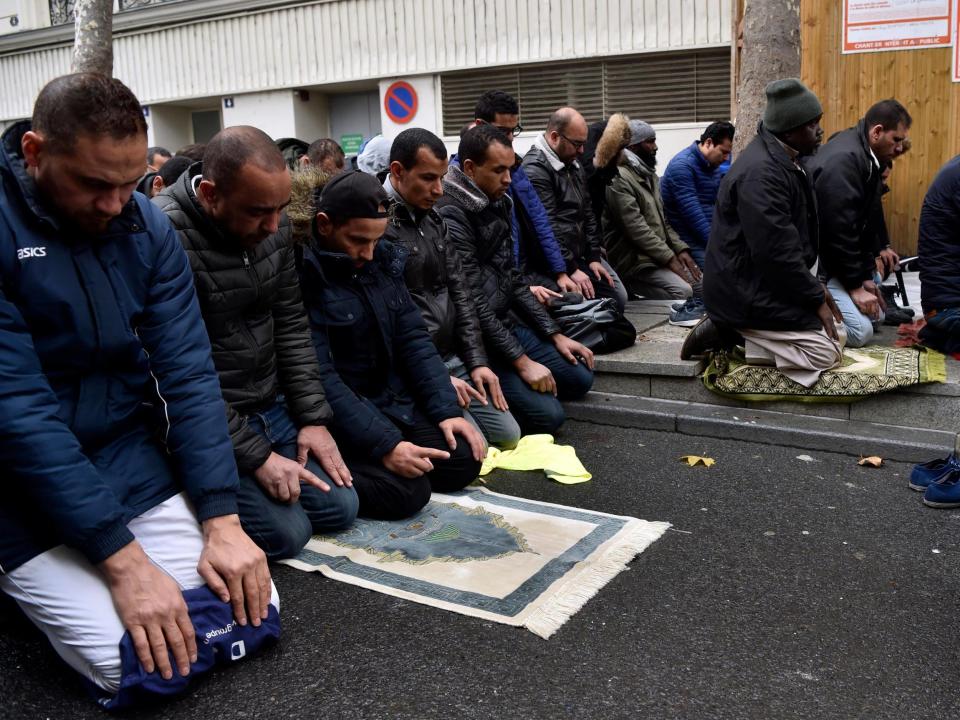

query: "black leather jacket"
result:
(804, 120), (881, 290)
(522, 140), (604, 272)
(435, 165), (560, 361)
(382, 179), (487, 370)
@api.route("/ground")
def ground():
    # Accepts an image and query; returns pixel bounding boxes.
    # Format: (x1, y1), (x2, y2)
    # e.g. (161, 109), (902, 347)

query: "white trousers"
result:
(0, 493), (279, 693)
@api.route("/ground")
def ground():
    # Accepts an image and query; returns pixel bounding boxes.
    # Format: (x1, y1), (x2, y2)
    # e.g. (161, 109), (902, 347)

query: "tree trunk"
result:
(71, 0), (114, 76)
(732, 0), (801, 157)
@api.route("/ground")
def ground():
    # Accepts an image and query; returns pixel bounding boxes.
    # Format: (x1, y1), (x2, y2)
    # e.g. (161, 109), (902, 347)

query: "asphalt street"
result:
(3, 420), (959, 720)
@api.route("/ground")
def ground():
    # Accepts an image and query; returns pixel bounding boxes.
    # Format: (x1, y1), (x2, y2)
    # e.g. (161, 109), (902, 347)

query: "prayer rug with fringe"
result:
(281, 487), (669, 639)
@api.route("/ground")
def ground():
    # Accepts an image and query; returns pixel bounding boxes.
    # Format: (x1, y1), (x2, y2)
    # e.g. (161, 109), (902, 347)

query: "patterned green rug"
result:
(703, 345), (946, 403)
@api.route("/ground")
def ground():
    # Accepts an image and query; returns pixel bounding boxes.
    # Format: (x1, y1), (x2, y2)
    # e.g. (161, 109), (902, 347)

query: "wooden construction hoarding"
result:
(801, 0), (960, 256)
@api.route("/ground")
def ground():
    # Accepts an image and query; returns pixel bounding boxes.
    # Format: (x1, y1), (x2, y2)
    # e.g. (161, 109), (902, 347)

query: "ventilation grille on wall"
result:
(441, 47), (730, 136)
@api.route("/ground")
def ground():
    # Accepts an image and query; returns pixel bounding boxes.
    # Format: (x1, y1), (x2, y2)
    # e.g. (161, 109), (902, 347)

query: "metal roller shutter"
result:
(441, 47), (730, 135)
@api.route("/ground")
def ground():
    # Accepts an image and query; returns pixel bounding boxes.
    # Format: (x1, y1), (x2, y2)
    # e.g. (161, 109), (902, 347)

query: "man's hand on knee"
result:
(99, 541), (197, 681)
(851, 284), (881, 319)
(588, 261), (614, 287)
(197, 514), (272, 630)
(450, 375), (484, 409)
(254, 451), (330, 503)
(296, 425), (352, 488)
(552, 333), (595, 370)
(513, 354), (557, 396)
(818, 284), (844, 341)
(438, 417), (486, 462)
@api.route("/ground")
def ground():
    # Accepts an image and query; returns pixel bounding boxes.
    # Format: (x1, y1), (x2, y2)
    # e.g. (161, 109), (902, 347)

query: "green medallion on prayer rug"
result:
(703, 345), (946, 403)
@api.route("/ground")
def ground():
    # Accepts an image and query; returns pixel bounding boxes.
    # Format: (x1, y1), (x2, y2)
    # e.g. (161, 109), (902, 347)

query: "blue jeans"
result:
(826, 276), (885, 348)
(492, 324), (594, 435)
(237, 400), (359, 560)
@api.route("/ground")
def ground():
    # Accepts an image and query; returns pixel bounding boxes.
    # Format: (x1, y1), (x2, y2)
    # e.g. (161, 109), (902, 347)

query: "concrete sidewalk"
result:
(570, 280), (958, 463)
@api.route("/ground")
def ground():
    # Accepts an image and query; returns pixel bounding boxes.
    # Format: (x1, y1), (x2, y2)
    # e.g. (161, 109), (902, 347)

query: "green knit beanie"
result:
(763, 79), (823, 133)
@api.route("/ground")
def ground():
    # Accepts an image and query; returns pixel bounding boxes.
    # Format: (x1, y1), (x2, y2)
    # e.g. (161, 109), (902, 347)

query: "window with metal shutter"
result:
(440, 47), (730, 135)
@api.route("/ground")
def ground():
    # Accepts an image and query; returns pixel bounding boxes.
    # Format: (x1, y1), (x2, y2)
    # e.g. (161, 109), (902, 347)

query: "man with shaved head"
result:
(154, 126), (358, 560)
(522, 107), (628, 312)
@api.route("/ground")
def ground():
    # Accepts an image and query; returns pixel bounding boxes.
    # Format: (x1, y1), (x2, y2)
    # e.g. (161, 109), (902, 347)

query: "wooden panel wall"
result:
(801, 1), (960, 256)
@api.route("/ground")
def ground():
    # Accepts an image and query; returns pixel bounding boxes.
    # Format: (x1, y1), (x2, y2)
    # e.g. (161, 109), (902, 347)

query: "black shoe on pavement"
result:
(884, 304), (915, 327)
(680, 316), (720, 361)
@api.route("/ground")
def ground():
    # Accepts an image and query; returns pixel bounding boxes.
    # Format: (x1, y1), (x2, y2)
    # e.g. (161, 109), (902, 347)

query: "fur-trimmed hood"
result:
(593, 112), (631, 169)
(287, 166), (334, 243)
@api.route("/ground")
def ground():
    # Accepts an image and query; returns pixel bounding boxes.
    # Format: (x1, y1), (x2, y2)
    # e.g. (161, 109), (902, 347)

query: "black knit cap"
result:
(315, 170), (390, 220)
(763, 79), (823, 133)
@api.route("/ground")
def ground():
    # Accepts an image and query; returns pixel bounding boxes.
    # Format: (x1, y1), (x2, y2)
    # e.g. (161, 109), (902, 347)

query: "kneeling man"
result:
(0, 74), (273, 703)
(692, 79), (843, 387)
(297, 171), (485, 519)
(155, 126), (358, 560)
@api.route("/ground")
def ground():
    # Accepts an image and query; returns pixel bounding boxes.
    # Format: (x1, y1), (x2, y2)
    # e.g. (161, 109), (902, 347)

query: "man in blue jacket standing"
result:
(0, 74), (273, 702)
(661, 121), (735, 327)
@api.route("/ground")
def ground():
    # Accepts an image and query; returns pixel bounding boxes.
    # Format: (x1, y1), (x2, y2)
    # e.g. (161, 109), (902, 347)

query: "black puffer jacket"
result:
(382, 178), (487, 370)
(153, 164), (332, 473)
(522, 137), (604, 273)
(704, 124), (825, 332)
(804, 120), (880, 290)
(436, 165), (560, 361)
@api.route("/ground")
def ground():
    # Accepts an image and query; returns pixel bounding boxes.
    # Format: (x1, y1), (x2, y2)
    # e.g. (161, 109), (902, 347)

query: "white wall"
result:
(0, 0), (732, 121)
(221, 90), (298, 138)
(0, 0), (49, 37)
(221, 89), (331, 141)
(146, 105), (193, 153)
(294, 92), (330, 143)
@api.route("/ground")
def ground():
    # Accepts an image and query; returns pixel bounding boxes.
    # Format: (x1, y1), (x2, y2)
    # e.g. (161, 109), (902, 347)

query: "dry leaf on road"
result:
(680, 455), (716, 467)
(858, 456), (884, 468)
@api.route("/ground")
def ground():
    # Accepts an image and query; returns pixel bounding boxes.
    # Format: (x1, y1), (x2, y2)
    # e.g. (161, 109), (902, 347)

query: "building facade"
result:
(0, 0), (732, 162)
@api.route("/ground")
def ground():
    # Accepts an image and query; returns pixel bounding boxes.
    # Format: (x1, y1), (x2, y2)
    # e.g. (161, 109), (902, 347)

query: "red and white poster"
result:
(842, 0), (952, 53)
(953, 0), (960, 81)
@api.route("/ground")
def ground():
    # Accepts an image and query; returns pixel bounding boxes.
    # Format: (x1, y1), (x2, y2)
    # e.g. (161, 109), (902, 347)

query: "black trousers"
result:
(342, 410), (481, 520)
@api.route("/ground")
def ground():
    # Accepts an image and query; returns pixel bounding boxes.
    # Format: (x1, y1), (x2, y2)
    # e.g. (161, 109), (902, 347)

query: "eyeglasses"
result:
(477, 119), (523, 136)
(496, 123), (523, 135)
(559, 132), (586, 150)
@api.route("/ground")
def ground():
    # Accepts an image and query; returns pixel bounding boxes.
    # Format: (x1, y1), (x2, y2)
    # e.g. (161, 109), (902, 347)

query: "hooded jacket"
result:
(522, 135), (604, 272)
(703, 124), (825, 332)
(803, 120), (880, 290)
(603, 151), (689, 281)
(153, 164), (332, 474)
(661, 141), (725, 251)
(381, 176), (488, 370)
(0, 121), (239, 573)
(435, 165), (560, 361)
